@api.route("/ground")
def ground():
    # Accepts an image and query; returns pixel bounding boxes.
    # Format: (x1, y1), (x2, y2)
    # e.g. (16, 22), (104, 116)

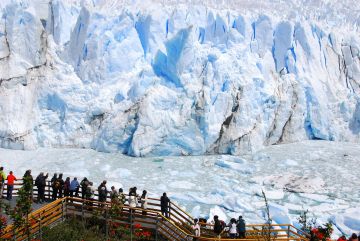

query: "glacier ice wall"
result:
(0, 0), (360, 156)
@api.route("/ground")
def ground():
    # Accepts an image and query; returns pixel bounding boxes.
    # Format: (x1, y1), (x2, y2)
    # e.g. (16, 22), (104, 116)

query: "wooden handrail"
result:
(1, 179), (310, 241)
(1, 196), (310, 241)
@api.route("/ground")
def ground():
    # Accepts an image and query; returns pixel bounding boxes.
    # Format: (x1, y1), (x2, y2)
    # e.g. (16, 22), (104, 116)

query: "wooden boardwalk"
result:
(0, 179), (311, 241)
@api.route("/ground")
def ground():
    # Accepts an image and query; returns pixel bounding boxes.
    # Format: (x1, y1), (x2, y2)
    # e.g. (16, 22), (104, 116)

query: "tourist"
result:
(69, 177), (79, 198)
(133, 187), (139, 197)
(140, 190), (148, 215)
(191, 218), (201, 241)
(80, 177), (89, 199)
(160, 192), (170, 218)
(213, 215), (222, 237)
(85, 182), (95, 207)
(349, 234), (358, 241)
(6, 171), (17, 200)
(128, 188), (138, 209)
(228, 218), (237, 239)
(35, 172), (48, 203)
(237, 216), (246, 238)
(0, 167), (6, 197)
(51, 173), (58, 200)
(109, 186), (118, 201)
(338, 236), (347, 241)
(118, 188), (126, 205)
(98, 180), (108, 205)
(56, 174), (65, 198)
(23, 170), (34, 195)
(63, 177), (70, 197)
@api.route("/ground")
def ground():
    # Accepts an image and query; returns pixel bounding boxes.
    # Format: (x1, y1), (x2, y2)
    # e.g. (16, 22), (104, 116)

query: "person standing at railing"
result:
(128, 187), (138, 219)
(57, 174), (65, 198)
(98, 180), (108, 206)
(51, 173), (58, 200)
(64, 177), (71, 197)
(191, 218), (201, 241)
(140, 190), (148, 215)
(6, 171), (17, 200)
(118, 188), (126, 205)
(0, 167), (6, 197)
(160, 192), (170, 218)
(23, 170), (34, 200)
(349, 233), (358, 241)
(237, 215), (246, 239)
(228, 218), (237, 239)
(109, 186), (118, 201)
(35, 172), (48, 203)
(69, 177), (80, 198)
(80, 177), (89, 199)
(213, 215), (223, 237)
(337, 235), (347, 241)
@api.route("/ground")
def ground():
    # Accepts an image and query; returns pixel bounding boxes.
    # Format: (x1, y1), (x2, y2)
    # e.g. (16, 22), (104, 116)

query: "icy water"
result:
(0, 140), (359, 235)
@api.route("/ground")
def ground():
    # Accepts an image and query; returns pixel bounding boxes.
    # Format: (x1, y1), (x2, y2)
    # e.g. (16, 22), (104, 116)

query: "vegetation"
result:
(2, 174), (34, 240)
(298, 210), (334, 241)
(39, 218), (154, 241)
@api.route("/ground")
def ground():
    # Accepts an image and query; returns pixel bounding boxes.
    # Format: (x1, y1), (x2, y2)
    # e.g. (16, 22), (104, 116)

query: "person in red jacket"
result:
(6, 171), (17, 200)
(337, 236), (347, 241)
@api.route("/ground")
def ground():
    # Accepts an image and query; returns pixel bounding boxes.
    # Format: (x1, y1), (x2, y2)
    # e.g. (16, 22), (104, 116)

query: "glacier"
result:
(0, 0), (360, 156)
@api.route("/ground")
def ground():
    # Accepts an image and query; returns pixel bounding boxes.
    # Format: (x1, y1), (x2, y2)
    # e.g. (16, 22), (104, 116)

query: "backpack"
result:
(220, 220), (226, 231)
(53, 179), (61, 189)
(35, 176), (41, 186)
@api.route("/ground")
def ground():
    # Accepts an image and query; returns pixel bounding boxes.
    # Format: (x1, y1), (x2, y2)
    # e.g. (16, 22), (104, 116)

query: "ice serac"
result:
(0, 0), (359, 156)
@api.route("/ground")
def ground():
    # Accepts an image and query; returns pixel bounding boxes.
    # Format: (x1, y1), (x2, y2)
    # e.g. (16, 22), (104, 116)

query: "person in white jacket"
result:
(140, 190), (148, 215)
(228, 218), (237, 239)
(128, 190), (138, 208)
(192, 218), (201, 241)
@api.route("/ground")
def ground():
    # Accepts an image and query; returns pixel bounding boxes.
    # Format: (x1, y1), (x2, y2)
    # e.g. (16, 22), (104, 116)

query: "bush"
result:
(41, 218), (108, 241)
(40, 218), (155, 241)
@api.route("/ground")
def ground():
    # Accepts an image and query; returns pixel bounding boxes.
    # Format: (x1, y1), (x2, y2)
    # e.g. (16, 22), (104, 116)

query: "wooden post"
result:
(155, 214), (159, 241)
(287, 225), (290, 239)
(47, 181), (51, 200)
(81, 199), (85, 228)
(130, 208), (133, 241)
(65, 197), (68, 217)
(39, 213), (42, 240)
(105, 207), (108, 240)
(61, 199), (65, 222)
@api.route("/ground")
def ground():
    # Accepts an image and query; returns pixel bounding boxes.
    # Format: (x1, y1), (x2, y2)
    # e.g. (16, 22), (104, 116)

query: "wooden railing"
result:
(1, 198), (66, 240)
(1, 179), (311, 241)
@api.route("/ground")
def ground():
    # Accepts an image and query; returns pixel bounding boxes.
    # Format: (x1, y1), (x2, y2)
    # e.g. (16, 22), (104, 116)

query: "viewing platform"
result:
(0, 179), (311, 241)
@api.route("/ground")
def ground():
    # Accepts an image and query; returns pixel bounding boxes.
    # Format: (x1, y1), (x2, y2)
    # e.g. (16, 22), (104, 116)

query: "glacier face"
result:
(0, 0), (359, 156)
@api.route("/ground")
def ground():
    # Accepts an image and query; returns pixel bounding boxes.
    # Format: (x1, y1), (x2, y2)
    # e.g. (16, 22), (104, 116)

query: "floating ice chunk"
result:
(268, 203), (292, 225)
(299, 193), (331, 203)
(215, 159), (255, 174)
(259, 174), (325, 193)
(191, 205), (201, 218)
(261, 190), (285, 200)
(113, 168), (132, 178)
(284, 159), (298, 166)
(284, 203), (304, 212)
(331, 208), (360, 234)
(209, 206), (228, 222)
(169, 181), (196, 189)
(309, 203), (349, 212)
